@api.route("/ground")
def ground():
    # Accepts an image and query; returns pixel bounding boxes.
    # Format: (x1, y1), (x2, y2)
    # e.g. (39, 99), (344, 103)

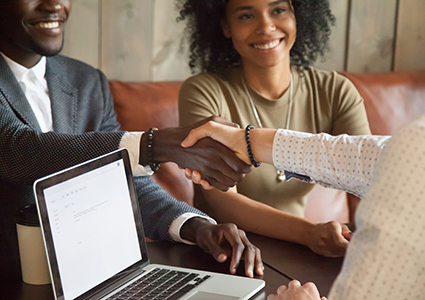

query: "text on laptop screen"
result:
(43, 159), (142, 299)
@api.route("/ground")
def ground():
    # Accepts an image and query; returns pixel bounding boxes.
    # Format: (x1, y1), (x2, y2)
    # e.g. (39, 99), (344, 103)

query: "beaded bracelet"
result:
(147, 128), (160, 172)
(245, 124), (261, 168)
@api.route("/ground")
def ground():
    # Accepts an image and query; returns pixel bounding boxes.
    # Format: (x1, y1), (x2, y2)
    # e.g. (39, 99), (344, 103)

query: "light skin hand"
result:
(182, 121), (277, 189)
(180, 217), (264, 278)
(267, 280), (326, 300)
(306, 221), (352, 257)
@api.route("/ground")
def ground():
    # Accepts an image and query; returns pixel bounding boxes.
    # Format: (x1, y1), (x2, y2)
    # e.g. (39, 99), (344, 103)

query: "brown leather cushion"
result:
(109, 80), (194, 205)
(342, 71), (425, 135)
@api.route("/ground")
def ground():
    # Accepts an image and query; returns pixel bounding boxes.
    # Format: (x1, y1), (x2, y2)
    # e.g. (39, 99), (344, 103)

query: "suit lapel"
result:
(0, 55), (42, 131)
(46, 57), (78, 134)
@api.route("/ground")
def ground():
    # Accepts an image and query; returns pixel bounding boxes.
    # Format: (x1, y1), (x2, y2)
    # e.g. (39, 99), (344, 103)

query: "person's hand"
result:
(180, 120), (250, 190)
(180, 217), (264, 278)
(181, 120), (249, 163)
(306, 221), (352, 257)
(267, 280), (326, 300)
(140, 116), (251, 191)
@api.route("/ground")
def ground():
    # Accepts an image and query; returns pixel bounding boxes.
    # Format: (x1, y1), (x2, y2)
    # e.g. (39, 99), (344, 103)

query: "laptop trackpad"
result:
(187, 291), (239, 300)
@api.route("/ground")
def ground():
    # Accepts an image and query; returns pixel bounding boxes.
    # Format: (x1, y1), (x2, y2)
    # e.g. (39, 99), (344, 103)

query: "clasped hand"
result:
(147, 116), (251, 191)
(268, 280), (326, 300)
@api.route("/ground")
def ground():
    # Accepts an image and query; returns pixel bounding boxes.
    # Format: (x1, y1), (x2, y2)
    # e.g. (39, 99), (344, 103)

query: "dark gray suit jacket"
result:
(0, 55), (205, 281)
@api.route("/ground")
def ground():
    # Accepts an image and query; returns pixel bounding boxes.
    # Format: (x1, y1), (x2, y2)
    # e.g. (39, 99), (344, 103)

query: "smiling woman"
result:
(176, 0), (372, 257)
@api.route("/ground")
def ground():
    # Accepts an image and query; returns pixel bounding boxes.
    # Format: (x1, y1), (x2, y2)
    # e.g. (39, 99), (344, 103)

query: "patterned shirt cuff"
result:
(169, 213), (217, 245)
(120, 132), (152, 176)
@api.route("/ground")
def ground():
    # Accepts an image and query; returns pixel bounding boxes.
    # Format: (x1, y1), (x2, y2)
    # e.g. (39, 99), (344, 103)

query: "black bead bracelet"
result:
(245, 124), (261, 168)
(147, 128), (160, 172)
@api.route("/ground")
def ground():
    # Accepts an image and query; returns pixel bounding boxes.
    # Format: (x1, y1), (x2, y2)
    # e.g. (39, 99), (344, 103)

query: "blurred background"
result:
(62, 0), (425, 82)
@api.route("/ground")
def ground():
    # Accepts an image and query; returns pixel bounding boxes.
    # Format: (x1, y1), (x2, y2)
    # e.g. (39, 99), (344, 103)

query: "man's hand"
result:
(180, 217), (264, 278)
(140, 116), (251, 191)
(306, 221), (352, 257)
(267, 280), (326, 300)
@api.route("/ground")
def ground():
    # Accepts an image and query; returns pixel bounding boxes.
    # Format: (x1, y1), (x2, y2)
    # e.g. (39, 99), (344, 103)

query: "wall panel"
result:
(100, 0), (154, 81)
(394, 0), (425, 71)
(346, 0), (397, 73)
(152, 1), (192, 81)
(62, 0), (424, 82)
(62, 0), (100, 68)
(313, 0), (349, 72)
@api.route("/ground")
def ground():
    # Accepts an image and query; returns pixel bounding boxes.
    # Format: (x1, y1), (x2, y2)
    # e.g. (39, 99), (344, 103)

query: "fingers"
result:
(193, 138), (250, 184)
(268, 281), (322, 300)
(308, 221), (350, 257)
(238, 229), (263, 277)
(329, 222), (350, 251)
(288, 279), (301, 288)
(197, 223), (262, 278)
(208, 115), (240, 128)
(276, 284), (288, 294)
(200, 179), (212, 190)
(341, 224), (353, 241)
(184, 168), (193, 180)
(181, 123), (214, 148)
(221, 225), (244, 275)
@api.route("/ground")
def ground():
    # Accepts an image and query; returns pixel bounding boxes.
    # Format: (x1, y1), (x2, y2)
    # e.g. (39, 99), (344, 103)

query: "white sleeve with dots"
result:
(272, 129), (390, 197)
(329, 115), (425, 299)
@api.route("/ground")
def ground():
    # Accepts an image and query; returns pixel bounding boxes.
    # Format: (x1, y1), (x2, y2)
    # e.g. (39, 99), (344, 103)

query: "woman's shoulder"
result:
(297, 66), (345, 81)
(297, 66), (357, 91)
(181, 67), (242, 91)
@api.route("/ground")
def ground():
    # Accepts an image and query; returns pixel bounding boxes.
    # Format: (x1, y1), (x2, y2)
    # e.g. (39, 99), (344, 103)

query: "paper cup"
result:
(14, 205), (51, 285)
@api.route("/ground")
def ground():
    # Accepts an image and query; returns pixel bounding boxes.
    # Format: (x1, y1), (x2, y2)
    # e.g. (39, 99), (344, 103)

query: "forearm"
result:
(0, 109), (124, 184)
(249, 128), (276, 165)
(273, 130), (390, 197)
(201, 188), (316, 246)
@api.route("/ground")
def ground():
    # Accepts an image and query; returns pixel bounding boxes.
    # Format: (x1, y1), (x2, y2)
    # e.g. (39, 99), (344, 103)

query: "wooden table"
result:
(247, 232), (343, 297)
(0, 240), (291, 300)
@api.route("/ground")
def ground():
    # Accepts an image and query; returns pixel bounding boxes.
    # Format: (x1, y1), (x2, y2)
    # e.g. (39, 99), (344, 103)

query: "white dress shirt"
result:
(272, 118), (425, 299)
(2, 53), (214, 245)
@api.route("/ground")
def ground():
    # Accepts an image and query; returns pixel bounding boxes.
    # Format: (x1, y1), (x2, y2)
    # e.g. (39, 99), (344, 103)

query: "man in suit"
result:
(0, 0), (262, 282)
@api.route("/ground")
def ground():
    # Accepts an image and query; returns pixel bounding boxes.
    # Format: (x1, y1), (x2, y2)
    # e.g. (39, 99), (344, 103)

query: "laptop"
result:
(33, 148), (265, 300)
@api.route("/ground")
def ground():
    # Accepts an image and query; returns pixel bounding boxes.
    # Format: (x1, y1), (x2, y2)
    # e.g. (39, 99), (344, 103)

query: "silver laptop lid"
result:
(34, 149), (149, 300)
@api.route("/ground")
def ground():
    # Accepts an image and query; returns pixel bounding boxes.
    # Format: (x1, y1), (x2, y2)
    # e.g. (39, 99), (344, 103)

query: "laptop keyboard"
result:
(108, 267), (211, 300)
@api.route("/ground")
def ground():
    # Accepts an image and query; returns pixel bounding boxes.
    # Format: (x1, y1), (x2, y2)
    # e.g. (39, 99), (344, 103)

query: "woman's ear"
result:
(221, 20), (231, 38)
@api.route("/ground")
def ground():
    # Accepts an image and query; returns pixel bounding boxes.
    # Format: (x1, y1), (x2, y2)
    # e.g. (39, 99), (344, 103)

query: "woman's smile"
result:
(252, 38), (282, 50)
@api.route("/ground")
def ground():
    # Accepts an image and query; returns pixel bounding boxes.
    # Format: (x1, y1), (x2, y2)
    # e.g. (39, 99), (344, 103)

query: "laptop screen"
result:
(35, 149), (149, 300)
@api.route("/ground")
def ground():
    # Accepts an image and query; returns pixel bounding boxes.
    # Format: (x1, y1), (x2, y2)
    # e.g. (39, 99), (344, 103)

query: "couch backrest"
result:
(342, 71), (425, 135)
(110, 70), (425, 223)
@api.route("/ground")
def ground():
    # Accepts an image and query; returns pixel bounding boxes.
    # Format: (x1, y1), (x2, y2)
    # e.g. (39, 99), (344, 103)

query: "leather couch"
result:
(110, 70), (425, 223)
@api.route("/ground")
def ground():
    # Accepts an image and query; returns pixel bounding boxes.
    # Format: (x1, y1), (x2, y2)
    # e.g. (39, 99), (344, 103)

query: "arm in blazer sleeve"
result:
(0, 58), (125, 186)
(134, 175), (209, 241)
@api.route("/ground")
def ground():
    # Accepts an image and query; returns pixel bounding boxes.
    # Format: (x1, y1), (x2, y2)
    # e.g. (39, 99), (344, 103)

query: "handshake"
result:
(138, 116), (275, 191)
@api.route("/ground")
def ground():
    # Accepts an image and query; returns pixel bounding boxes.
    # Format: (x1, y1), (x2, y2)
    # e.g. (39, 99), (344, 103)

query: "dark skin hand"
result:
(180, 217), (264, 278)
(139, 116), (252, 191)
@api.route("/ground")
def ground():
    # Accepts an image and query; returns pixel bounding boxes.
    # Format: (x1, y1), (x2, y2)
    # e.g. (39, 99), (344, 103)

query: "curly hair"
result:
(176, 0), (335, 74)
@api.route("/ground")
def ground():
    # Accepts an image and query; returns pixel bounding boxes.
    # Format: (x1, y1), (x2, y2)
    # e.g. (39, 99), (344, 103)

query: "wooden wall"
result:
(62, 0), (425, 82)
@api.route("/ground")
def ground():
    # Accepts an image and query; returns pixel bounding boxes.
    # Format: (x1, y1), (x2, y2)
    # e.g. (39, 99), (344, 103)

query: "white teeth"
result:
(38, 22), (59, 29)
(253, 39), (280, 50)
